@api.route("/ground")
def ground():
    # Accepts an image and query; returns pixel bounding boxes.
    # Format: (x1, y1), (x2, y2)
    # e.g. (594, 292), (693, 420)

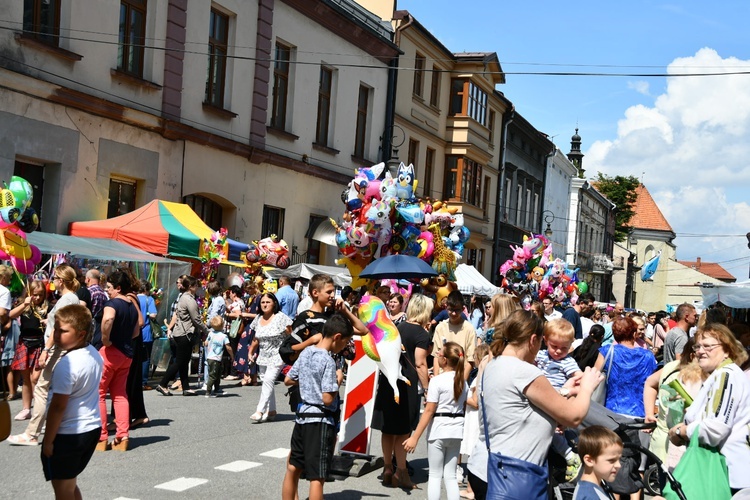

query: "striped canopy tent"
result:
(68, 200), (248, 263)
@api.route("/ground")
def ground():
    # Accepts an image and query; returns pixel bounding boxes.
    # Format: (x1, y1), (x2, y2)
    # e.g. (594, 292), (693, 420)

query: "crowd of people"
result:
(2, 264), (749, 500)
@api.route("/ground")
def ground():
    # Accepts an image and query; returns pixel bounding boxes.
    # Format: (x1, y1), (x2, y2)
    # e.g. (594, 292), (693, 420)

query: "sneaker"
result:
(205, 392), (212, 398)
(14, 409), (31, 421)
(565, 452), (582, 482)
(200, 383), (207, 391)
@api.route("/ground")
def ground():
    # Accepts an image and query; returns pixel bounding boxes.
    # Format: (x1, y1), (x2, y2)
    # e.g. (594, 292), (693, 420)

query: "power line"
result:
(4, 23), (750, 78)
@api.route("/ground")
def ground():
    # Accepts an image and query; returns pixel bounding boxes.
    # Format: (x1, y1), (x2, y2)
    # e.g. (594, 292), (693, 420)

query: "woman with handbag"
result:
(156, 276), (206, 397)
(466, 310), (602, 500)
(8, 280), (48, 421)
(249, 292), (291, 423)
(667, 324), (750, 495)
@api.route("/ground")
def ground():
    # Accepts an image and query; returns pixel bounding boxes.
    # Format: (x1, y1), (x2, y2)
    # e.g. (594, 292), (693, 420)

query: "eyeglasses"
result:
(692, 343), (722, 353)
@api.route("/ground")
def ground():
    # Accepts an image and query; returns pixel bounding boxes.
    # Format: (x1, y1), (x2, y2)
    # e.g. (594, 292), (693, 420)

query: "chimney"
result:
(696, 257), (701, 268)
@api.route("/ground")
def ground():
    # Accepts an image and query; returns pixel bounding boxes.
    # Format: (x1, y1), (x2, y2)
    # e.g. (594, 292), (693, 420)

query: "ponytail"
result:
(443, 341), (466, 402)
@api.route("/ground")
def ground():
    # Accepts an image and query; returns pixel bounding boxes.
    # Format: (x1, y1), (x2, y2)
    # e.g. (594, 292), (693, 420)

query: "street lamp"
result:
(542, 210), (554, 239)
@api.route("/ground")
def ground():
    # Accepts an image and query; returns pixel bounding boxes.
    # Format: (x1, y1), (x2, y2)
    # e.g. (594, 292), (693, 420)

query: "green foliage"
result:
(594, 173), (640, 242)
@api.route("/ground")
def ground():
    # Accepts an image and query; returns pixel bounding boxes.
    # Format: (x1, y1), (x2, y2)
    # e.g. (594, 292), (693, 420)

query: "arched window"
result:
(644, 244), (655, 262)
(184, 194), (223, 229)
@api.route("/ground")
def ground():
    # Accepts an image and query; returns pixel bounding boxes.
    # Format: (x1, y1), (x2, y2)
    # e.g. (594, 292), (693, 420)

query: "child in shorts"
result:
(281, 314), (354, 500)
(40, 304), (103, 500)
(204, 315), (234, 397)
(573, 425), (623, 500)
(536, 318), (584, 481)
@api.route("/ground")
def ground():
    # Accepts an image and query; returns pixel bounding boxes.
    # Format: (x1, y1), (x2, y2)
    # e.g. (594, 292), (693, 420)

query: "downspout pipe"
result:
(382, 11), (413, 164)
(491, 104), (515, 283)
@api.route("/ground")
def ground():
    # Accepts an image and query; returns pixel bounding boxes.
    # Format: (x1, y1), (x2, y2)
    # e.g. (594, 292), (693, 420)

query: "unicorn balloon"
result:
(357, 295), (410, 403)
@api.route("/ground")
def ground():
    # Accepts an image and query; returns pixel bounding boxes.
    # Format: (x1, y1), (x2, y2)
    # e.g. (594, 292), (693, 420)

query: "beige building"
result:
(385, 10), (509, 278)
(0, 0), (398, 265)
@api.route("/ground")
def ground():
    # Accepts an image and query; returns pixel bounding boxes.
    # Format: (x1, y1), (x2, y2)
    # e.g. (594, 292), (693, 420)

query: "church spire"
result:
(567, 128), (585, 178)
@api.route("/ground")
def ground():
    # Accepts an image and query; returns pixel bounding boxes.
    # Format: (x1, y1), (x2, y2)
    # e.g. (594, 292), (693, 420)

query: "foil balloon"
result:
(357, 295), (410, 403)
(17, 207), (38, 233)
(0, 226), (41, 274)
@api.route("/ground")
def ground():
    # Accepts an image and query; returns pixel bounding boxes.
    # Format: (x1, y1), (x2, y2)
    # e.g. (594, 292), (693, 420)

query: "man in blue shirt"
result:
(276, 275), (299, 318)
(562, 292), (595, 340)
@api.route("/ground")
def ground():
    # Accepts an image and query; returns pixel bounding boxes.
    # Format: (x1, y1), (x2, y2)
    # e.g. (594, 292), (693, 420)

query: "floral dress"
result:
(232, 295), (258, 375)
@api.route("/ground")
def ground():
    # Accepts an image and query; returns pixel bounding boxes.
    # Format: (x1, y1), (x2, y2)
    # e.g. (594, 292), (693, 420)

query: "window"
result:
(516, 185), (523, 225)
(525, 188), (532, 227)
(271, 42), (291, 129)
(407, 139), (419, 167)
(262, 205), (285, 238)
(533, 192), (539, 231)
(462, 158), (482, 206)
(315, 66), (333, 146)
(107, 178), (136, 218)
(444, 156), (483, 206)
(449, 79), (488, 125)
(23, 0), (61, 45)
(413, 54), (425, 97)
(205, 8), (229, 107)
(117, 0), (147, 76)
(488, 110), (496, 144)
(353, 85), (369, 158)
(423, 148), (435, 198)
(467, 82), (487, 126)
(504, 177), (512, 221)
(449, 79), (465, 115)
(482, 175), (490, 215)
(14, 160), (44, 227)
(184, 194), (223, 230)
(429, 65), (440, 107)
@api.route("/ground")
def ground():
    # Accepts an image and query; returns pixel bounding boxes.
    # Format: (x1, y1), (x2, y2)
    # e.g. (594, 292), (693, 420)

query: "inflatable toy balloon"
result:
(395, 163), (417, 200)
(244, 241), (262, 264)
(256, 235), (290, 268)
(225, 272), (245, 289)
(417, 230), (434, 261)
(336, 253), (372, 289)
(0, 226), (41, 274)
(358, 295), (409, 403)
(428, 224), (456, 281)
(577, 281), (589, 294)
(395, 203), (424, 224)
(17, 206), (38, 233)
(8, 176), (33, 212)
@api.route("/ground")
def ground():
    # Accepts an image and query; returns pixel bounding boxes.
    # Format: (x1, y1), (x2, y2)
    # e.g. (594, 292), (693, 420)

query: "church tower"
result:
(567, 128), (585, 178)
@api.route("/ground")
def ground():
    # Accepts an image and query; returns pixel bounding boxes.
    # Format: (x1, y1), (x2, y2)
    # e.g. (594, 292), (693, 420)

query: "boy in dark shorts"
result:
(281, 314), (355, 500)
(40, 305), (103, 500)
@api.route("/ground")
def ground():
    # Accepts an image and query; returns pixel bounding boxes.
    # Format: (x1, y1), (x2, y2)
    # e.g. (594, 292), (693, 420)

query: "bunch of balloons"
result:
(498, 233), (588, 305)
(334, 162), (469, 286)
(242, 234), (290, 270)
(0, 176), (42, 274)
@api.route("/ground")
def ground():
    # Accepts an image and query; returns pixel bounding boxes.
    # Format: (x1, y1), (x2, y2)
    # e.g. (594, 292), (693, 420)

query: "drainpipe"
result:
(491, 104), (515, 283)
(382, 11), (413, 164)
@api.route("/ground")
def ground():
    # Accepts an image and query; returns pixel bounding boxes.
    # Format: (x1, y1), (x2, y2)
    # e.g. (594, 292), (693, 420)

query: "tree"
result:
(594, 173), (640, 242)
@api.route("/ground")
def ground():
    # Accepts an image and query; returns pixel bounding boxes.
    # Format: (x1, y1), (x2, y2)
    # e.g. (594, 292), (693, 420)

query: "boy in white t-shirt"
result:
(204, 316), (234, 397)
(41, 304), (103, 500)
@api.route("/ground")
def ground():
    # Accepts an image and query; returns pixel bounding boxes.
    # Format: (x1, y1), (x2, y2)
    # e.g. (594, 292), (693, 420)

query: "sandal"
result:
(130, 418), (149, 429)
(381, 466), (394, 486)
(111, 437), (129, 451)
(7, 433), (38, 446)
(14, 408), (31, 421)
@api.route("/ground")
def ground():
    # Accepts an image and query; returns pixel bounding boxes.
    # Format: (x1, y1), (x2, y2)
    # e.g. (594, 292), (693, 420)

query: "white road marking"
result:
(259, 447), (290, 458)
(215, 460), (263, 472)
(154, 477), (209, 492)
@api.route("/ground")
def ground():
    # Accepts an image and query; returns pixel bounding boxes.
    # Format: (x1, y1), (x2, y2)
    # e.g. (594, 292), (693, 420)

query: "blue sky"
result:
(400, 0), (750, 279)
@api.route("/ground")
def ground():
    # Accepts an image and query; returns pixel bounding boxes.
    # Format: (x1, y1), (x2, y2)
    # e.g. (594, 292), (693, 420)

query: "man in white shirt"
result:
(542, 297), (562, 321)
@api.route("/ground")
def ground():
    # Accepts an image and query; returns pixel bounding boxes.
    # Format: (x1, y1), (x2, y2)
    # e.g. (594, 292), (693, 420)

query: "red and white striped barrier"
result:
(337, 335), (379, 456)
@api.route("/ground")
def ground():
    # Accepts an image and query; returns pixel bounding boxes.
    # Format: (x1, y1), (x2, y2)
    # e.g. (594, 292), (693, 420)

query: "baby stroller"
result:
(549, 402), (687, 500)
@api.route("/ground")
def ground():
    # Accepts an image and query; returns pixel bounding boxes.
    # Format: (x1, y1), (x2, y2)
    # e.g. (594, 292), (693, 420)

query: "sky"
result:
(399, 0), (750, 280)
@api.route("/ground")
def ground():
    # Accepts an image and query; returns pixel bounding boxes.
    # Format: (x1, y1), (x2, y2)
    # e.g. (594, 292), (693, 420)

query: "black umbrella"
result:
(359, 254), (438, 280)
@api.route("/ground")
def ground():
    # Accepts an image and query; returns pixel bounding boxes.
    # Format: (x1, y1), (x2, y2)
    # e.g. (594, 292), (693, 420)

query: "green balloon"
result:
(577, 282), (589, 294)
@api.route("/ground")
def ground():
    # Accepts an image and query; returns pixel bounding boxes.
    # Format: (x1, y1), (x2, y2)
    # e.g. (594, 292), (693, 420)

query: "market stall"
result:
(454, 263), (501, 296)
(68, 199), (248, 263)
(264, 262), (351, 288)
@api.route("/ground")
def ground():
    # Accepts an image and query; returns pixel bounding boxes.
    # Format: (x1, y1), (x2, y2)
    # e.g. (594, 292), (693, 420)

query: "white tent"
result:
(265, 263), (351, 288)
(701, 280), (750, 308)
(455, 264), (501, 297)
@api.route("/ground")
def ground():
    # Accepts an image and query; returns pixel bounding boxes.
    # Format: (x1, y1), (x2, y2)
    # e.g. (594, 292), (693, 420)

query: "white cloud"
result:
(587, 48), (750, 277)
(627, 80), (650, 96)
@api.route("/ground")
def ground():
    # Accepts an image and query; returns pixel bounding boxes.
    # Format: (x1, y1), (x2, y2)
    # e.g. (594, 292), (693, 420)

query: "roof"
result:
(677, 260), (736, 282)
(630, 184), (673, 232)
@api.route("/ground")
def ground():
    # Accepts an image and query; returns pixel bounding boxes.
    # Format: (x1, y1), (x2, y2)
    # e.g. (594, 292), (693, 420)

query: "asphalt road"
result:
(2, 374), (435, 500)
